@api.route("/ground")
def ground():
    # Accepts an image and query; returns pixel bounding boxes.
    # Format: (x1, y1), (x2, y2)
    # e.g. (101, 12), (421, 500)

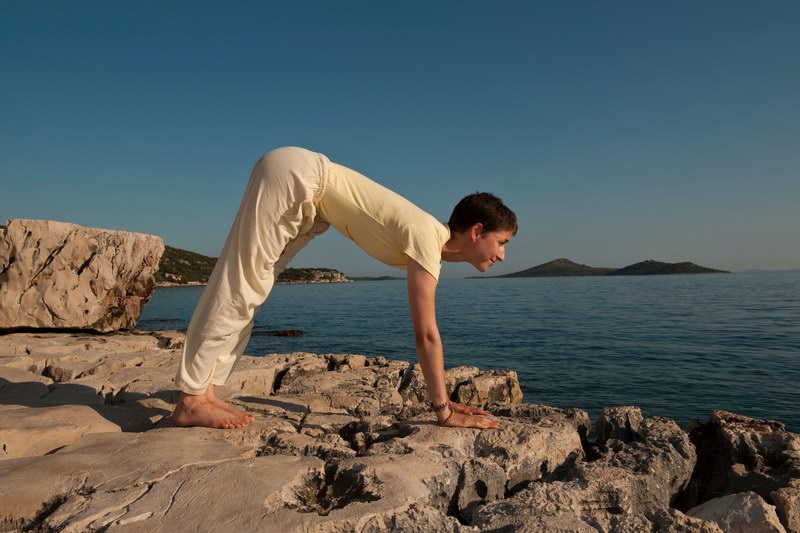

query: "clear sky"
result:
(2, 1), (798, 276)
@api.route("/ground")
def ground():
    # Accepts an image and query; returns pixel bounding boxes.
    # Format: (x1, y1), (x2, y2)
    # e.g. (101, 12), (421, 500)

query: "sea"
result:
(138, 271), (800, 432)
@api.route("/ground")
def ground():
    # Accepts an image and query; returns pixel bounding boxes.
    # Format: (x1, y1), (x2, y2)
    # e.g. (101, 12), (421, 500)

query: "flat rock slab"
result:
(0, 219), (163, 332)
(0, 427), (252, 530)
(48, 455), (326, 532)
(0, 404), (124, 460)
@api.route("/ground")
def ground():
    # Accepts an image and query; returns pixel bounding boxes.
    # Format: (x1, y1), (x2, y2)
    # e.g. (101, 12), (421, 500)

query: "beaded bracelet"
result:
(430, 400), (450, 412)
(439, 407), (455, 427)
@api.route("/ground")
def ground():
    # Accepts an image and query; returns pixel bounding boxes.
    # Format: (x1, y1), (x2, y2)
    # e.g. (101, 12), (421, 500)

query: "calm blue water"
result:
(139, 272), (800, 432)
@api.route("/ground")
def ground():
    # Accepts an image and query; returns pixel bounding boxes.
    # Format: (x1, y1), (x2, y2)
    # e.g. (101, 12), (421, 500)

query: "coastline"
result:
(1, 329), (797, 531)
(156, 279), (353, 288)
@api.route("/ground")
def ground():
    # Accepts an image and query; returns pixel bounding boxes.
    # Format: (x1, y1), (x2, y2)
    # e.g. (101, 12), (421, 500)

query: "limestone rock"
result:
(0, 219), (164, 332)
(489, 403), (592, 444)
(2, 330), (794, 533)
(772, 486), (800, 533)
(596, 405), (645, 445)
(688, 491), (787, 533)
(399, 363), (523, 407)
(0, 404), (123, 460)
(470, 415), (697, 528)
(0, 366), (53, 404)
(0, 428), (252, 530)
(453, 369), (524, 405)
(679, 410), (800, 510)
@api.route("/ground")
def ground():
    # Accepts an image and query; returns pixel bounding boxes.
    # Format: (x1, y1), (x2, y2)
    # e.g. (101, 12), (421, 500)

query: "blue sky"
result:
(2, 1), (798, 276)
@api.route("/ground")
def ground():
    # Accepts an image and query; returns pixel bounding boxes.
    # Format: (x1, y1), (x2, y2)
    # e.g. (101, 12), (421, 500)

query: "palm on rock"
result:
(442, 402), (500, 429)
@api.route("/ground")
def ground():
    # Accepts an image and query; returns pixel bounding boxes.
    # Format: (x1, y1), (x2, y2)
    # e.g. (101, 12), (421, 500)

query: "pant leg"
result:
(176, 147), (328, 394)
(208, 214), (329, 386)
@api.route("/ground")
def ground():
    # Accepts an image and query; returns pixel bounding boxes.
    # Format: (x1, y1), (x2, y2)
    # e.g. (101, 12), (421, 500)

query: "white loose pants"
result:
(175, 147), (329, 394)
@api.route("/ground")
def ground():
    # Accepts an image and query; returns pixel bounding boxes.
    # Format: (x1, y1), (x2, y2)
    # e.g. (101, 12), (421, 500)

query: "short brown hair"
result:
(447, 192), (518, 236)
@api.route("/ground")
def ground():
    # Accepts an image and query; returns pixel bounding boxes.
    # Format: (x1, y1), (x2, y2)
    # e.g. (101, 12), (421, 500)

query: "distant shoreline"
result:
(156, 279), (353, 288)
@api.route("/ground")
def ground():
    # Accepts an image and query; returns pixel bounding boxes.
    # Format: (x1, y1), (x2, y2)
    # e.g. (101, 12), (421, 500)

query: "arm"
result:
(406, 258), (500, 429)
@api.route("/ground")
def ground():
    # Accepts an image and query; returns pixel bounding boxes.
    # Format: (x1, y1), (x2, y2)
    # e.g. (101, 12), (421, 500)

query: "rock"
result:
(470, 415), (696, 528)
(473, 417), (584, 491)
(267, 431), (358, 460)
(399, 364), (523, 407)
(678, 410), (800, 510)
(51, 455), (326, 532)
(365, 410), (584, 495)
(358, 502), (478, 532)
(688, 491), (787, 533)
(453, 369), (524, 405)
(0, 404), (123, 460)
(0, 219), (163, 332)
(224, 356), (289, 397)
(596, 508), (724, 532)
(275, 353), (331, 388)
(0, 366), (53, 404)
(399, 364), (477, 404)
(489, 403), (592, 444)
(146, 329), (185, 350)
(455, 458), (506, 523)
(0, 428), (252, 530)
(771, 486), (800, 533)
(596, 405), (645, 445)
(263, 329), (304, 336)
(2, 330), (795, 532)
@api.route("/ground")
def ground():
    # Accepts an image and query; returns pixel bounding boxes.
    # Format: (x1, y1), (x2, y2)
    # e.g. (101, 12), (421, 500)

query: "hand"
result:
(449, 401), (494, 417)
(439, 402), (500, 429)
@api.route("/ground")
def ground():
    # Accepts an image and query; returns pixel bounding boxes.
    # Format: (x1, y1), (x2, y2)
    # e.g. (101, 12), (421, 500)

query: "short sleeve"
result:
(402, 223), (445, 280)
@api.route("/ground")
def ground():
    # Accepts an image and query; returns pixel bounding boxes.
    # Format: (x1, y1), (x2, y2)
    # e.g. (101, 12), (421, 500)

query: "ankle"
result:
(178, 392), (210, 407)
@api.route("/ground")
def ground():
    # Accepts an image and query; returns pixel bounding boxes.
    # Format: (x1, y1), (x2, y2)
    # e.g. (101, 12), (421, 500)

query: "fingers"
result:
(450, 402), (495, 417)
(445, 412), (501, 430)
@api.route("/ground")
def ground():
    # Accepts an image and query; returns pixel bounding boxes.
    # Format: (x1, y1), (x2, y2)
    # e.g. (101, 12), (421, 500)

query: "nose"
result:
(497, 248), (505, 261)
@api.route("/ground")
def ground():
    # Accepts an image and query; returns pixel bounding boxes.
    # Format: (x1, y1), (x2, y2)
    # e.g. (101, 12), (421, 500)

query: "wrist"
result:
(437, 405), (455, 426)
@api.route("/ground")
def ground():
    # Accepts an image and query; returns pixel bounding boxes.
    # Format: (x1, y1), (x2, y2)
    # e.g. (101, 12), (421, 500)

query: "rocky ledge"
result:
(1, 332), (798, 532)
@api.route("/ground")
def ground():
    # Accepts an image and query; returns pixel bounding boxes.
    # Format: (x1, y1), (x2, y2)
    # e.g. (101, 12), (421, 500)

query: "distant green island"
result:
(348, 275), (406, 281)
(155, 246), (349, 286)
(157, 247), (730, 286)
(479, 258), (729, 278)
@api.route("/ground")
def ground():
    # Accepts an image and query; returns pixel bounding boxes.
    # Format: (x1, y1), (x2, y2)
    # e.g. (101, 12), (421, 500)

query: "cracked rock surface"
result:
(0, 219), (163, 332)
(1, 331), (798, 532)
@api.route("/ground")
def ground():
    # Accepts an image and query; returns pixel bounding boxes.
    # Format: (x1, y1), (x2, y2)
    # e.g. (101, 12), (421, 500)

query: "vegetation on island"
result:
(156, 246), (349, 285)
(157, 246), (731, 286)
(488, 258), (730, 278)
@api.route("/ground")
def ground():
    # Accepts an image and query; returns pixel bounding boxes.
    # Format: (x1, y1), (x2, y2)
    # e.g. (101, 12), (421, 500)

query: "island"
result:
(481, 258), (730, 278)
(156, 245), (350, 286)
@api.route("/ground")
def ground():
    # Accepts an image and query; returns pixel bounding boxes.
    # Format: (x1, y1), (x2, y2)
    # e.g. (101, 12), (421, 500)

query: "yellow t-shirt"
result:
(317, 161), (451, 280)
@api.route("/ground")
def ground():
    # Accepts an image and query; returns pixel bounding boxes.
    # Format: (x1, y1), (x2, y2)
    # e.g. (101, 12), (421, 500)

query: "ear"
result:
(470, 223), (484, 241)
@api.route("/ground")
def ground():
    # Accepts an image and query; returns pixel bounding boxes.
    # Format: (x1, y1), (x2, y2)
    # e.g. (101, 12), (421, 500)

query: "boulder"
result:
(399, 364), (523, 407)
(470, 415), (697, 528)
(772, 486), (800, 533)
(0, 219), (163, 332)
(688, 491), (787, 533)
(596, 405), (645, 445)
(678, 410), (800, 510)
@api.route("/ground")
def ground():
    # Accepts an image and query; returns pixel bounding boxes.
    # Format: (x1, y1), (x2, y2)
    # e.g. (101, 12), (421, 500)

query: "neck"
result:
(441, 231), (470, 263)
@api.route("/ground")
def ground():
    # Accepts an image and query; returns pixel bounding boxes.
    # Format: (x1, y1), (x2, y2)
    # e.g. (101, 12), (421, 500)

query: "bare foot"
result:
(173, 392), (252, 429)
(206, 385), (256, 421)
